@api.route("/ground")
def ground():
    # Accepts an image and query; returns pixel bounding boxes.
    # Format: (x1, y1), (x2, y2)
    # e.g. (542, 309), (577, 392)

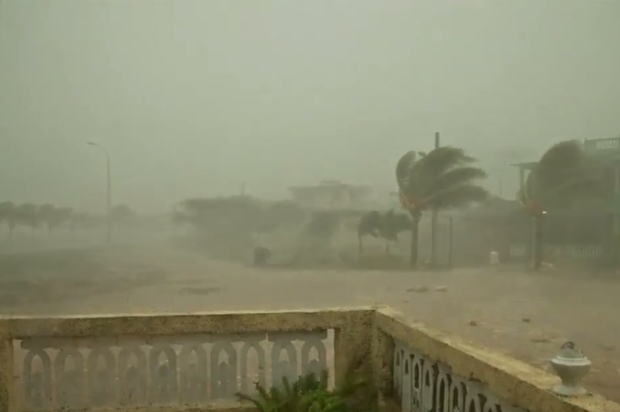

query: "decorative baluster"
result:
(53, 348), (85, 409)
(299, 331), (327, 381)
(435, 364), (451, 412)
(448, 373), (466, 412)
(391, 346), (530, 412)
(21, 346), (53, 410)
(118, 345), (148, 405)
(420, 356), (436, 412)
(210, 338), (238, 400)
(269, 333), (299, 389)
(393, 341), (405, 398)
(14, 330), (334, 412)
(148, 344), (179, 404)
(411, 352), (423, 410)
(87, 345), (117, 407)
(464, 380), (483, 412)
(239, 334), (267, 395)
(481, 392), (502, 412)
(401, 350), (411, 412)
(179, 340), (208, 404)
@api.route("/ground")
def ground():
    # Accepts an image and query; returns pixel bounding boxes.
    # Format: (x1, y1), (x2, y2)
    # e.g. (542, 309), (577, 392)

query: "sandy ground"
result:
(1, 246), (619, 402)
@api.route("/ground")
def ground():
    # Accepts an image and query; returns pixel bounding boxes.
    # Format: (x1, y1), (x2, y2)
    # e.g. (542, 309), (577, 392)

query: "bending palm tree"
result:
(396, 147), (488, 269)
(517, 140), (600, 270)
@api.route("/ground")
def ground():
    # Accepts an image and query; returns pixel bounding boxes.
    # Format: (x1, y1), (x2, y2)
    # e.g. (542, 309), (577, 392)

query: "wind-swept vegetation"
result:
(517, 140), (603, 269)
(396, 147), (488, 269)
(171, 195), (369, 266)
(0, 201), (140, 243)
(171, 196), (311, 262)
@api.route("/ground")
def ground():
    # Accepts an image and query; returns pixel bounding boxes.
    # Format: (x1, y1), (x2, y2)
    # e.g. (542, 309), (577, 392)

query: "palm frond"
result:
(269, 384), (284, 407)
(425, 184), (489, 210)
(537, 140), (586, 189)
(236, 383), (273, 411)
(522, 140), (605, 212)
(400, 157), (429, 201)
(420, 146), (476, 177)
(430, 167), (487, 195)
(395, 151), (417, 189)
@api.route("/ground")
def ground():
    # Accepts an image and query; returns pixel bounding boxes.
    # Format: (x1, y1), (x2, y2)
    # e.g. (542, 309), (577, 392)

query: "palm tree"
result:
(38, 204), (74, 234)
(357, 210), (411, 255)
(517, 140), (600, 269)
(14, 203), (40, 235)
(0, 201), (16, 241)
(110, 204), (137, 228)
(396, 147), (488, 269)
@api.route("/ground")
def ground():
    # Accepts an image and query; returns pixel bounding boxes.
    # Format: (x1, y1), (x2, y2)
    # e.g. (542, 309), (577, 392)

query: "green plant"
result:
(395, 147), (488, 268)
(236, 368), (372, 412)
(517, 140), (602, 269)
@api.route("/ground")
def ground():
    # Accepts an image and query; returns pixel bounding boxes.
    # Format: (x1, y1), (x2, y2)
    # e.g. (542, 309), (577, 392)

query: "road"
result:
(1, 246), (618, 401)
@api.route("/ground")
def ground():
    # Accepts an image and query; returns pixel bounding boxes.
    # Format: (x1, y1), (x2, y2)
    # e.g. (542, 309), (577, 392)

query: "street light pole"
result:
(430, 132), (440, 268)
(88, 142), (112, 244)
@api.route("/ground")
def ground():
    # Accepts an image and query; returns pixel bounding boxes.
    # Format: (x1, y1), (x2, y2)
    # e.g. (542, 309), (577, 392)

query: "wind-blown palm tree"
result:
(396, 147), (488, 269)
(38, 204), (73, 234)
(357, 210), (411, 255)
(0, 201), (16, 241)
(517, 140), (601, 269)
(14, 203), (40, 236)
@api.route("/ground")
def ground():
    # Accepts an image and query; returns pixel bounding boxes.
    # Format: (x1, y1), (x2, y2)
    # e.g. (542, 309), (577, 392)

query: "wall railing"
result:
(0, 306), (617, 412)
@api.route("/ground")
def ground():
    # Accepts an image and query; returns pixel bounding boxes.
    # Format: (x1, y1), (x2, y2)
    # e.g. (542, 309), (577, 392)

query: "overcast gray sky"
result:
(1, 0), (619, 213)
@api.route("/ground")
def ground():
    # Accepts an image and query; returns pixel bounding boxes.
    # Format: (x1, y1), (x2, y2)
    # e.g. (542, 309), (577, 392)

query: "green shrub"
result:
(236, 368), (374, 412)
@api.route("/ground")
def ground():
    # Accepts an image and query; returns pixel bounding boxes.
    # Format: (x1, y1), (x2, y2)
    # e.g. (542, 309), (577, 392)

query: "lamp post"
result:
(430, 132), (440, 268)
(87, 142), (112, 244)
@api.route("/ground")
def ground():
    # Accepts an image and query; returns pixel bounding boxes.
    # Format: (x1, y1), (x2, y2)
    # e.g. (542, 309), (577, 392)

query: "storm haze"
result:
(1, 0), (619, 213)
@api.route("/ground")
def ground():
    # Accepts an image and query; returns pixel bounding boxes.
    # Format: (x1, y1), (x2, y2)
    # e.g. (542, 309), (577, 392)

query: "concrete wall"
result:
(0, 307), (617, 412)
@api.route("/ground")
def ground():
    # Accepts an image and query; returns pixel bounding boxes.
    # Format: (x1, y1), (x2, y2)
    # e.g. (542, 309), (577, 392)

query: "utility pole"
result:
(88, 142), (112, 244)
(430, 132), (440, 268)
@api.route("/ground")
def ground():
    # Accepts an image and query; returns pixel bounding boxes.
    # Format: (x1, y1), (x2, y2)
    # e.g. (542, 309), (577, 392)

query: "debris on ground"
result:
(406, 285), (429, 293)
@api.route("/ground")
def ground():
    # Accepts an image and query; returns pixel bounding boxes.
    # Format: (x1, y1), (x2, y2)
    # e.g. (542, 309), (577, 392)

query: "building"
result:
(287, 180), (374, 210)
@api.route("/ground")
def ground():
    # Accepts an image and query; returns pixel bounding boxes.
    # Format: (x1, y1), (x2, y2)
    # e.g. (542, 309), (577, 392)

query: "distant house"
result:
(453, 197), (528, 264)
(287, 180), (373, 210)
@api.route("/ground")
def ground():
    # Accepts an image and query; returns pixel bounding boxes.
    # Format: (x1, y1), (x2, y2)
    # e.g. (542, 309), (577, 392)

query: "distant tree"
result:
(357, 210), (412, 255)
(38, 203), (73, 234)
(301, 211), (342, 242)
(257, 200), (307, 234)
(0, 201), (16, 240)
(357, 210), (381, 254)
(69, 211), (97, 232)
(110, 204), (137, 227)
(517, 140), (601, 269)
(15, 203), (40, 233)
(396, 147), (488, 269)
(172, 195), (265, 238)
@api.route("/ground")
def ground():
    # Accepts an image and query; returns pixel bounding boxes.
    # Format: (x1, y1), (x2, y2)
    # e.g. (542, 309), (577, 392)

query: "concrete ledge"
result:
(0, 307), (374, 339)
(2, 306), (618, 412)
(375, 306), (620, 412)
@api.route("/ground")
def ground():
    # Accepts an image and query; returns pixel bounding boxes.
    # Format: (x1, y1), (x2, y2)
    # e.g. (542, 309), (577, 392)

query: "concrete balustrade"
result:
(0, 306), (617, 412)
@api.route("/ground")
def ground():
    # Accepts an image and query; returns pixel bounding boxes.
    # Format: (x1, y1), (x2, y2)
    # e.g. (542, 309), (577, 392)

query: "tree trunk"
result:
(409, 211), (421, 269)
(430, 208), (437, 268)
(7, 224), (14, 242)
(532, 214), (544, 270)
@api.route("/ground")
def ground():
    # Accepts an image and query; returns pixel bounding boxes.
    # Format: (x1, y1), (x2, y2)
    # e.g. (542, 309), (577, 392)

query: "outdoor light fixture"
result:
(550, 341), (591, 396)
